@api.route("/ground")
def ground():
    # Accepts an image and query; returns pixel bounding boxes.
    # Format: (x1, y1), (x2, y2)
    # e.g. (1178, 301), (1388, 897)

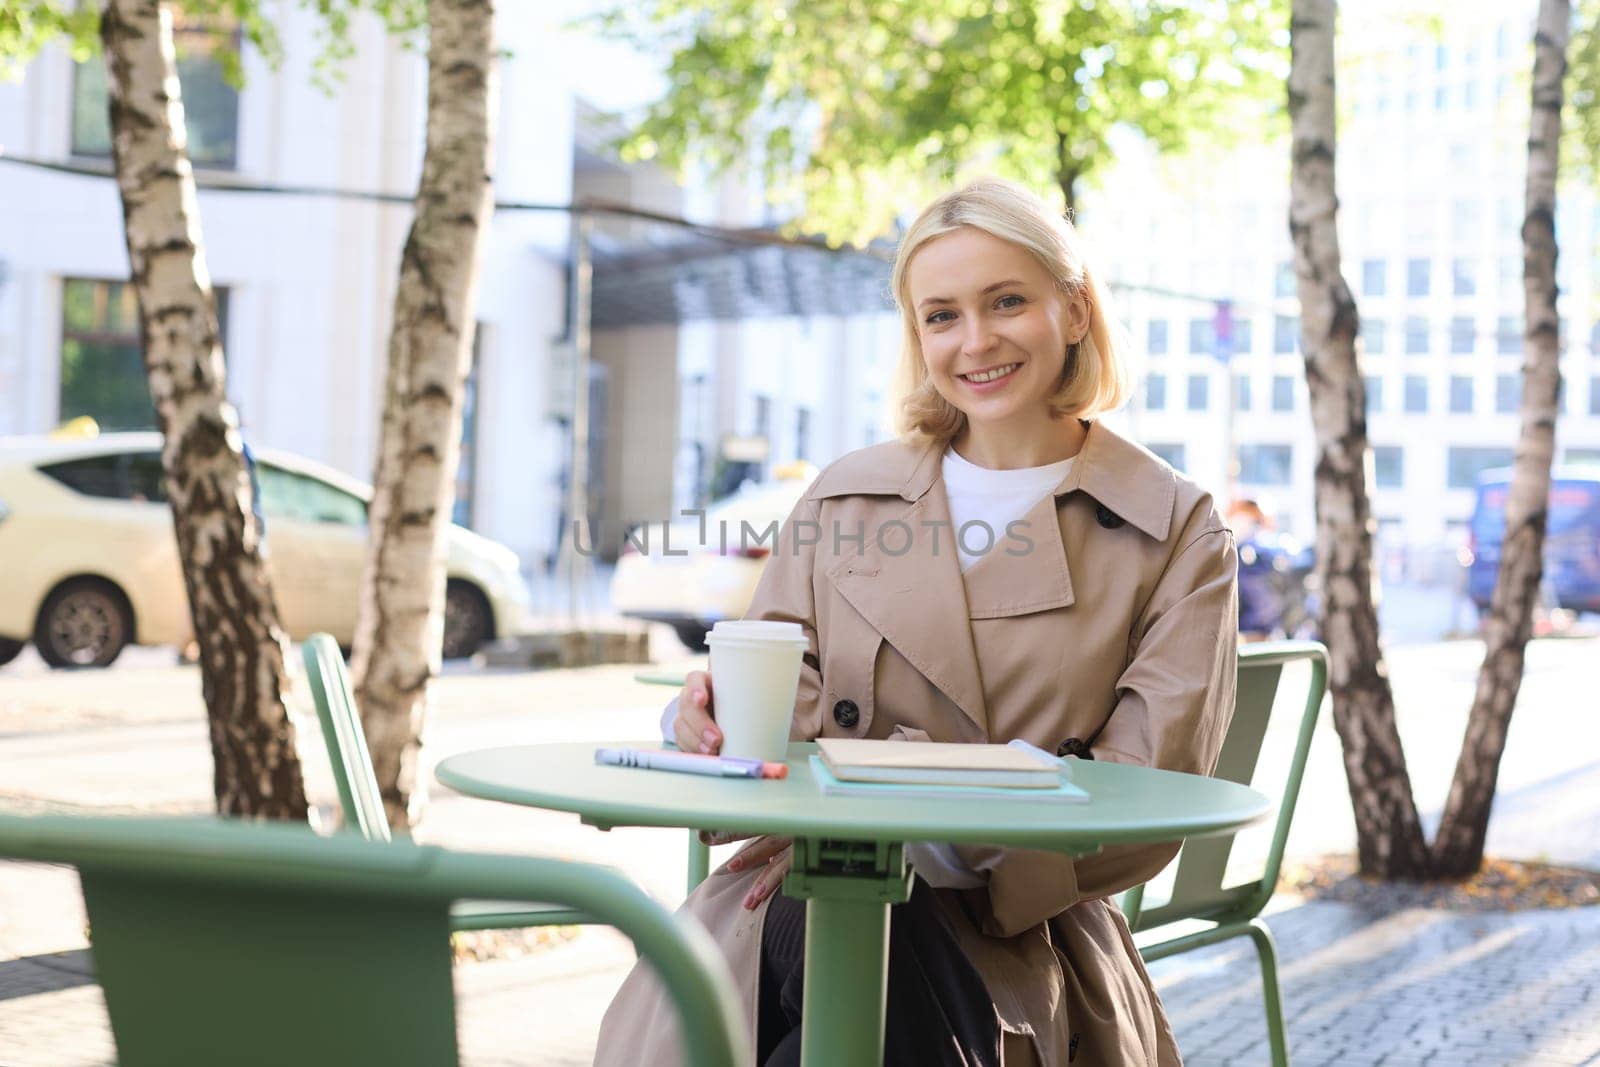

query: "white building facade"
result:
(0, 5), (897, 576)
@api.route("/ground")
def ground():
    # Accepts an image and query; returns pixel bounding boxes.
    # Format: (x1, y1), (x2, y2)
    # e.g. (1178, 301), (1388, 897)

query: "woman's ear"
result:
(1062, 287), (1092, 345)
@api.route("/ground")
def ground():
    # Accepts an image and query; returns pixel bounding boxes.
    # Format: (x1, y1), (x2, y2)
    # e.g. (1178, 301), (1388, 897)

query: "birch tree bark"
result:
(353, 0), (496, 829)
(1288, 0), (1430, 878)
(101, 0), (307, 819)
(1431, 0), (1570, 877)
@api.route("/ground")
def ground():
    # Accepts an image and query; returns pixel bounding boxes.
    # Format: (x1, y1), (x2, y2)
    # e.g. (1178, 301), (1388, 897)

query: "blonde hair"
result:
(890, 177), (1130, 442)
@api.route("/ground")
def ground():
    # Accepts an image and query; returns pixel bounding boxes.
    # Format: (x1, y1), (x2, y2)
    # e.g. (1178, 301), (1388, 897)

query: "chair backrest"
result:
(1122, 640), (1328, 932)
(302, 633), (390, 842)
(0, 813), (746, 1067)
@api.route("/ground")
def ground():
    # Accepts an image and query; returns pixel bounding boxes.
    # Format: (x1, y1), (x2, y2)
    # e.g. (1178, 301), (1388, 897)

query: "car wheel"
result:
(442, 580), (493, 660)
(35, 579), (132, 669)
(671, 622), (710, 653)
(0, 637), (24, 667)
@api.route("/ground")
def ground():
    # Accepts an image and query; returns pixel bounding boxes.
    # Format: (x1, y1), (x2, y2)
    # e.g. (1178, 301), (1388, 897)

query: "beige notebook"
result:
(815, 738), (1062, 788)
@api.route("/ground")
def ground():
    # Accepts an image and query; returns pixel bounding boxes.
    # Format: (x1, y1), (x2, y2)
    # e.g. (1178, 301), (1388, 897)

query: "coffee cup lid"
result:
(707, 620), (809, 648)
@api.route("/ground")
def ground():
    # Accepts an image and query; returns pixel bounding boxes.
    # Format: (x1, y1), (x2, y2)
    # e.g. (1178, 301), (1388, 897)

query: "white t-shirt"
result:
(940, 447), (1074, 572)
(663, 447), (1075, 889)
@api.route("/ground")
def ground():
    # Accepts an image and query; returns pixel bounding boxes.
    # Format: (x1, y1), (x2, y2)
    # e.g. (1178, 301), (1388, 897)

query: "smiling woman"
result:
(598, 179), (1236, 1067)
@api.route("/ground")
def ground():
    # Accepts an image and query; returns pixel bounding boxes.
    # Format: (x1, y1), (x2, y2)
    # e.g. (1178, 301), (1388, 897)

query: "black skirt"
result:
(757, 876), (1001, 1067)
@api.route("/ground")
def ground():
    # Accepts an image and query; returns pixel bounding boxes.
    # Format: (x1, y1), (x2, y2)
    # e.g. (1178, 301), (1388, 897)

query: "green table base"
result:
(783, 839), (912, 1067)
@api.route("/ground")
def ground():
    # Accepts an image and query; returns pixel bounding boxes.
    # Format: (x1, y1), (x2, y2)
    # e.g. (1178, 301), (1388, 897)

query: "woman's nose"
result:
(961, 318), (998, 356)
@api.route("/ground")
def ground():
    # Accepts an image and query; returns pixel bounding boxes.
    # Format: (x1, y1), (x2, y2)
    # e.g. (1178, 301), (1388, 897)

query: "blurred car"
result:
(0, 432), (531, 668)
(610, 463), (818, 651)
(1465, 467), (1600, 616)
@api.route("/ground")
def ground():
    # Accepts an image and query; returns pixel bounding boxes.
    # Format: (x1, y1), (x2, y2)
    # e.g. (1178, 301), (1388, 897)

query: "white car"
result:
(609, 465), (817, 650)
(0, 433), (531, 668)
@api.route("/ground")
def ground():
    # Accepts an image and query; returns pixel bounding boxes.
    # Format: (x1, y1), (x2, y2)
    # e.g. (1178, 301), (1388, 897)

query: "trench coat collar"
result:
(809, 419), (1177, 542)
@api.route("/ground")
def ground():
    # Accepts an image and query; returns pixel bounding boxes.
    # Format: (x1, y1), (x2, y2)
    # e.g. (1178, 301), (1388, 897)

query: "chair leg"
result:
(1247, 918), (1289, 1067)
(687, 830), (710, 893)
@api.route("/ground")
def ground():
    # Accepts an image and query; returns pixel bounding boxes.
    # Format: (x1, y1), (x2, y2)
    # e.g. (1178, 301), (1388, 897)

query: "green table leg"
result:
(686, 830), (711, 892)
(784, 838), (912, 1067)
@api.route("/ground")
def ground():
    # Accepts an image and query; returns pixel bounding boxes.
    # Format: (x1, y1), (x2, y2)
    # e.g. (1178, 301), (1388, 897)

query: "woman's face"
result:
(905, 226), (1090, 435)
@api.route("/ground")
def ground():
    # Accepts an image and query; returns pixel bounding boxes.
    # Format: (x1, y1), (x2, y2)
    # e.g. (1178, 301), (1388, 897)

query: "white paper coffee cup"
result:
(707, 620), (808, 763)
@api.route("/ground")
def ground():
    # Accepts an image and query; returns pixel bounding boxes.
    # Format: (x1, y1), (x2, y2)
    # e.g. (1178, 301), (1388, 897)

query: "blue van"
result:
(1467, 467), (1600, 615)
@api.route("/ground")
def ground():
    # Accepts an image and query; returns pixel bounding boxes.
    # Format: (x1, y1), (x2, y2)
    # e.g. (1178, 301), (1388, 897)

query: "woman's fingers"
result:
(673, 670), (721, 754)
(743, 844), (794, 910)
(727, 834), (792, 872)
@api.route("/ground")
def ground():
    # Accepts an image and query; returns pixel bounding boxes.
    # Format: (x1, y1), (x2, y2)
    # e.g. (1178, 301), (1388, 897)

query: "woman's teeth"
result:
(962, 363), (1020, 384)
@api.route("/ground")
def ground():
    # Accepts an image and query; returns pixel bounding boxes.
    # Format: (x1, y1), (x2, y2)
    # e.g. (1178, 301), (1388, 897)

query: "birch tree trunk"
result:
(1431, 0), (1569, 877)
(1288, 0), (1430, 878)
(353, 0), (496, 829)
(101, 0), (307, 819)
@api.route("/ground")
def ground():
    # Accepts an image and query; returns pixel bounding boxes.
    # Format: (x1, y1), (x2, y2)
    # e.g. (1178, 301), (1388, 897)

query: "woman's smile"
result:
(957, 362), (1022, 389)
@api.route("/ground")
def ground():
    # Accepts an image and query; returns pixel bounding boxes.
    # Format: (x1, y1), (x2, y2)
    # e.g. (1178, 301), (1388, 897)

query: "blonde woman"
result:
(597, 177), (1238, 1067)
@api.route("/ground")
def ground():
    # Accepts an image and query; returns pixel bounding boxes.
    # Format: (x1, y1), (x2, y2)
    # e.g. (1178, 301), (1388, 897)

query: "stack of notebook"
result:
(811, 738), (1090, 803)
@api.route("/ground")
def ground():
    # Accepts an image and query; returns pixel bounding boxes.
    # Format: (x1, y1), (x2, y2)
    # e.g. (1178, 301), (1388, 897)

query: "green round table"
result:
(436, 741), (1270, 1067)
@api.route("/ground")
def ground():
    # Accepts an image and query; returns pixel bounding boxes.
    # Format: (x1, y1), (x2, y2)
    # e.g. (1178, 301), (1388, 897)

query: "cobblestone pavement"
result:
(1, 633), (1597, 1065)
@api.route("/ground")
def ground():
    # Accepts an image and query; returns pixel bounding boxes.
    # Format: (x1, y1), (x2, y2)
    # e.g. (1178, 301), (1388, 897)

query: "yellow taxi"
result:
(0, 432), (531, 668)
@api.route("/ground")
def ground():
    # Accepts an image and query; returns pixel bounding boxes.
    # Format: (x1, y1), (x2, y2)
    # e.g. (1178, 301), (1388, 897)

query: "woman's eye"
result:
(925, 310), (955, 325)
(996, 294), (1025, 309)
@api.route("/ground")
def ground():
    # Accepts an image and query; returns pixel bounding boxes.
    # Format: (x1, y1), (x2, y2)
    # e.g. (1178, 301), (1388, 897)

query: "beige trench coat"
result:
(595, 419), (1239, 1066)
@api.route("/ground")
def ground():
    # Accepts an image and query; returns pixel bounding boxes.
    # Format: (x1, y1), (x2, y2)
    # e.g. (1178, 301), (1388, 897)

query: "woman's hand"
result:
(671, 670), (722, 754)
(710, 833), (794, 910)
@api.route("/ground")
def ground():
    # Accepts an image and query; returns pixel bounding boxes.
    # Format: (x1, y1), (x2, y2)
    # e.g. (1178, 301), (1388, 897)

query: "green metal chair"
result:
(301, 633), (590, 929)
(0, 812), (745, 1067)
(1121, 640), (1329, 1067)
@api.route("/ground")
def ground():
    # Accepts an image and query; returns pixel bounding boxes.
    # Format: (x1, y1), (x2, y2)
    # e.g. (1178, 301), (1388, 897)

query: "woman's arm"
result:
(952, 520), (1239, 937)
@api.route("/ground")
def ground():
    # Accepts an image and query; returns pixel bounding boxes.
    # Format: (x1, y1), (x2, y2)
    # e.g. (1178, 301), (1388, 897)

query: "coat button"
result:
(832, 699), (860, 728)
(1095, 503), (1125, 529)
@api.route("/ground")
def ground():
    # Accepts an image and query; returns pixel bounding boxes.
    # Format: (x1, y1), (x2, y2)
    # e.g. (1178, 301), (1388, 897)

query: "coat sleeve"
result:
(952, 522), (1239, 937)
(738, 494), (828, 741)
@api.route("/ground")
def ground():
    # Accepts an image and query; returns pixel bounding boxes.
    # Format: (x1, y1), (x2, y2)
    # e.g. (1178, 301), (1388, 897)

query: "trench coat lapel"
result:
(825, 459), (990, 735)
(959, 489), (1076, 619)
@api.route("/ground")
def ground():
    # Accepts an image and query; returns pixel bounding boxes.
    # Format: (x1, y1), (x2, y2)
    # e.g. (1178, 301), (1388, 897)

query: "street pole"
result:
(1214, 300), (1237, 502)
(559, 211), (595, 625)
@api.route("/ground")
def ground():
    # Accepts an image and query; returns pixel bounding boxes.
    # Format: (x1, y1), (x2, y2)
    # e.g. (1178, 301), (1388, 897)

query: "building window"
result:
(1589, 376), (1600, 416)
(1407, 258), (1431, 297)
(1188, 318), (1214, 355)
(1271, 375), (1295, 412)
(1275, 261), (1297, 298)
(1362, 259), (1387, 296)
(1238, 444), (1293, 486)
(1499, 316), (1522, 355)
(72, 14), (240, 169)
(1450, 316), (1475, 354)
(1495, 374), (1521, 414)
(1405, 316), (1429, 355)
(1231, 318), (1254, 356)
(1452, 258), (1476, 296)
(1148, 443), (1186, 472)
(1147, 319), (1168, 355)
(1452, 200), (1480, 236)
(795, 407), (812, 461)
(1146, 374), (1167, 411)
(1274, 315), (1298, 354)
(1362, 320), (1385, 355)
(1365, 375), (1383, 414)
(1234, 374), (1252, 413)
(1187, 374), (1209, 411)
(59, 278), (229, 431)
(1447, 446), (1514, 489)
(1404, 374), (1429, 413)
(753, 395), (772, 438)
(1449, 375), (1474, 413)
(1373, 446), (1404, 489)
